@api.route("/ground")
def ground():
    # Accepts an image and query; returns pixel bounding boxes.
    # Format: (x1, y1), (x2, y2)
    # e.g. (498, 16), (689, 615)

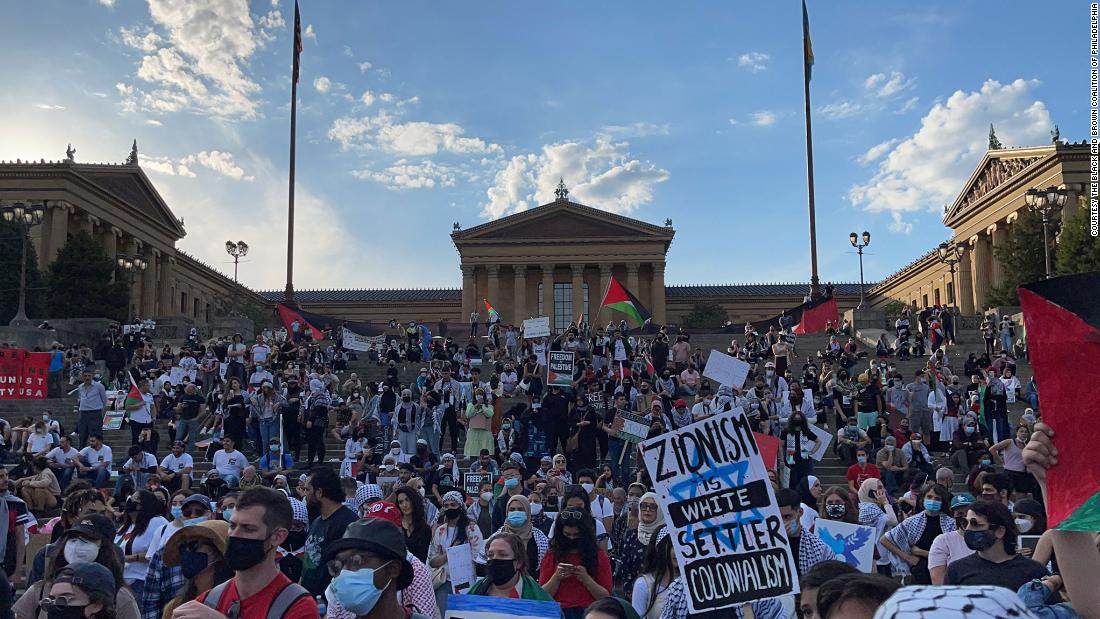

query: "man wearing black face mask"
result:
(177, 487), (318, 618)
(945, 500), (1049, 593)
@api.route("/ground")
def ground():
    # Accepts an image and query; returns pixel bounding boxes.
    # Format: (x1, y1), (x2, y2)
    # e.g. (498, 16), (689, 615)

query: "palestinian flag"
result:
(600, 276), (651, 326)
(1018, 271), (1100, 530)
(483, 299), (501, 323)
(124, 375), (143, 410)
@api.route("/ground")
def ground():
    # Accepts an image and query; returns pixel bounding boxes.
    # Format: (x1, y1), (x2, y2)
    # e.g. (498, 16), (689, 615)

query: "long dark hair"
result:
(394, 487), (429, 539)
(47, 533), (126, 588)
(639, 529), (674, 617)
(549, 507), (598, 574)
(821, 486), (859, 525)
(438, 497), (472, 547)
(119, 490), (163, 538)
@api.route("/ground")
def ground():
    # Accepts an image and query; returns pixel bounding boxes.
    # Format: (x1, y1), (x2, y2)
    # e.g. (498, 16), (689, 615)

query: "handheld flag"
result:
(292, 0), (304, 84)
(1018, 272), (1100, 530)
(600, 276), (652, 326)
(483, 299), (501, 323)
(803, 0), (814, 81)
(124, 374), (143, 410)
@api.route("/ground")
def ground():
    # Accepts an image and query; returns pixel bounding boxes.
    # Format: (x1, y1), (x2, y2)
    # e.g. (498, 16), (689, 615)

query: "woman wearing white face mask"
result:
(14, 513), (141, 619)
(464, 389), (494, 458)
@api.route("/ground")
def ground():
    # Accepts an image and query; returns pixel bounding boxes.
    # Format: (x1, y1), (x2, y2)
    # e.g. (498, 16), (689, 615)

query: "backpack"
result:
(202, 578), (310, 619)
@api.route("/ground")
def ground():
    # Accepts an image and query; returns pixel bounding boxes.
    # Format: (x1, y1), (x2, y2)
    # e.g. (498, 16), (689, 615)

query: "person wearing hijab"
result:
(616, 492), (665, 593)
(478, 494), (549, 577)
(858, 477), (899, 577)
(798, 475), (823, 533)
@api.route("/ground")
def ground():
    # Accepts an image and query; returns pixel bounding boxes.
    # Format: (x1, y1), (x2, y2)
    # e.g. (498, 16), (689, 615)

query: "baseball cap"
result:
(362, 501), (401, 527)
(674, 399), (686, 408)
(64, 513), (115, 543)
(949, 493), (976, 510)
(325, 519), (414, 589)
(180, 494), (213, 513)
(53, 562), (116, 600)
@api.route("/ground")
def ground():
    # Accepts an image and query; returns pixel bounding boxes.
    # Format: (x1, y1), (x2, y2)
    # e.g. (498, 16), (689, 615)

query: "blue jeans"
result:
(56, 467), (74, 490)
(176, 418), (199, 452)
(259, 417), (279, 457)
(608, 438), (632, 487)
(80, 467), (110, 489)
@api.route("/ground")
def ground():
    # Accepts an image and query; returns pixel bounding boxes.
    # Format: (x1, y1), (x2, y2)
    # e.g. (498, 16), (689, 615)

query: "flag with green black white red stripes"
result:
(600, 276), (651, 326)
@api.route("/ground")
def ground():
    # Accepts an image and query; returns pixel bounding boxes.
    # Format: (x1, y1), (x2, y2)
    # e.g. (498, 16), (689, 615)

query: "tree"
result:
(1055, 204), (1100, 276)
(987, 210), (1047, 306)
(682, 302), (728, 330)
(46, 230), (129, 321)
(0, 219), (46, 323)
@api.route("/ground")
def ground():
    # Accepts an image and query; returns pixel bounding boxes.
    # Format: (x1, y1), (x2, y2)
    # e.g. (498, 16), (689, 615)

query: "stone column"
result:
(970, 233), (991, 314)
(513, 266), (527, 321)
(42, 201), (70, 269)
(75, 210), (94, 235)
(626, 263), (640, 301)
(125, 238), (144, 320)
(651, 262), (666, 325)
(988, 223), (1006, 294)
(541, 263), (555, 322)
(571, 264), (585, 324)
(460, 265), (475, 323)
(141, 248), (158, 319)
(100, 226), (119, 260)
(486, 265), (500, 314)
(159, 254), (175, 317)
(957, 246), (975, 315)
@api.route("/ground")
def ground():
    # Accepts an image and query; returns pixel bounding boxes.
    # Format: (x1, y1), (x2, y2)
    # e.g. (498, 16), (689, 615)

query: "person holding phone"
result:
(539, 507), (611, 619)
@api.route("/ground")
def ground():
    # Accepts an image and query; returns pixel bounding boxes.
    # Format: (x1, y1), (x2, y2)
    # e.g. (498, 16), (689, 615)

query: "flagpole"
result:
(802, 0), (822, 301)
(284, 2), (302, 307)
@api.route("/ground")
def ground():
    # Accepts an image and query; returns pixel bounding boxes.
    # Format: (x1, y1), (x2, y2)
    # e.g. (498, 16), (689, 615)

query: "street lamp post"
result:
(849, 231), (871, 309)
(225, 240), (249, 283)
(2, 200), (47, 327)
(116, 253), (148, 323)
(936, 241), (967, 311)
(1024, 186), (1068, 279)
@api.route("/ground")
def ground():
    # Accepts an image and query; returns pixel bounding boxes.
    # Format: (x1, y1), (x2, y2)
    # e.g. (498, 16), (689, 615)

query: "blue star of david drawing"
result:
(666, 451), (766, 552)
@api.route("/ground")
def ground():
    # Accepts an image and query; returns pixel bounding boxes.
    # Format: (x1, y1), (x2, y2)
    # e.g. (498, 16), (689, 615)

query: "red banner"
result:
(0, 348), (51, 400)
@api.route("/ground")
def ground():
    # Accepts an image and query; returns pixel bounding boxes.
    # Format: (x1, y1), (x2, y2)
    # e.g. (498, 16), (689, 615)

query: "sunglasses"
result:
(638, 503), (658, 512)
(557, 509), (586, 521)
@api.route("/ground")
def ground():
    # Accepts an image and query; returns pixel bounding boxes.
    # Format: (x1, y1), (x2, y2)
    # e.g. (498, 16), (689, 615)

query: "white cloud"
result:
(865, 71), (916, 98)
(98, 0), (115, 6)
(818, 101), (863, 119)
(896, 96), (920, 114)
(313, 76), (331, 92)
(119, 26), (162, 52)
(888, 212), (914, 234)
(115, 0), (262, 119)
(352, 159), (458, 189)
(600, 122), (670, 138)
(848, 79), (1052, 227)
(258, 9), (285, 43)
(737, 52), (770, 73)
(359, 91), (376, 107)
(303, 24), (315, 41)
(396, 96), (420, 107)
(142, 154), (196, 177)
(144, 119), (163, 126)
(379, 92), (395, 103)
(342, 45), (353, 57)
(750, 111), (777, 127)
(358, 61), (372, 73)
(180, 150), (255, 181)
(482, 136), (670, 219)
(857, 139), (897, 165)
(728, 117), (739, 125)
(33, 103), (65, 110)
(328, 110), (502, 157)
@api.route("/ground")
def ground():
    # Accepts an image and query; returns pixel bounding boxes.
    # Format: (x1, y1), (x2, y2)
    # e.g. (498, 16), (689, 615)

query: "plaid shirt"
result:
(796, 530), (838, 576)
(659, 577), (787, 619)
(140, 547), (185, 619)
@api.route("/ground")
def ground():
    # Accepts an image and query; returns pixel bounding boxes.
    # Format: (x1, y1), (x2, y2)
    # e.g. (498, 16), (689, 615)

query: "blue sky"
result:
(0, 0), (1082, 291)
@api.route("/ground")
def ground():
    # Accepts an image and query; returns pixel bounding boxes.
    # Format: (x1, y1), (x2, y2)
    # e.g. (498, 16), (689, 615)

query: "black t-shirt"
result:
(856, 383), (880, 413)
(179, 393), (204, 420)
(945, 553), (1049, 591)
(300, 505), (358, 596)
(833, 384), (855, 414)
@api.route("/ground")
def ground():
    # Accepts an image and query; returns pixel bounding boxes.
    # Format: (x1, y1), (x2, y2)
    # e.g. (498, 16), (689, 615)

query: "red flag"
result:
(793, 296), (839, 334)
(277, 303), (323, 340)
(292, 0), (303, 84)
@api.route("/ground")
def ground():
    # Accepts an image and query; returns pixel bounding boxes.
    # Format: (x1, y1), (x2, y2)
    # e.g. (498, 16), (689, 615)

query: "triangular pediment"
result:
(453, 200), (674, 242)
(944, 148), (1049, 222)
(74, 166), (186, 237)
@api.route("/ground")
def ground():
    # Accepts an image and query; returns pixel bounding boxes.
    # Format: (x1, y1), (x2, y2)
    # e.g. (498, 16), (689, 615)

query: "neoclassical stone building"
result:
(0, 144), (268, 325)
(869, 140), (1090, 312)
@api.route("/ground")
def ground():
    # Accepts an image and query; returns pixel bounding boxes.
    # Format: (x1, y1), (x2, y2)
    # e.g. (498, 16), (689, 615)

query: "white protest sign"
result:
(702, 349), (750, 390)
(547, 351), (574, 388)
(807, 422), (833, 461)
(168, 366), (197, 385)
(342, 328), (386, 352)
(640, 407), (799, 611)
(446, 544), (476, 593)
(814, 519), (876, 572)
(523, 317), (551, 339)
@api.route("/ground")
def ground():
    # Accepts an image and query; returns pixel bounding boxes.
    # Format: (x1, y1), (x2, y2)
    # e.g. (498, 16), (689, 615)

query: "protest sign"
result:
(168, 366), (197, 385)
(753, 432), (780, 471)
(702, 349), (750, 390)
(807, 422), (833, 461)
(0, 348), (50, 400)
(523, 317), (551, 339)
(814, 518), (876, 572)
(640, 407), (799, 611)
(342, 328), (386, 352)
(102, 411), (126, 431)
(546, 351), (574, 388)
(611, 410), (650, 444)
(446, 544), (476, 593)
(445, 595), (560, 619)
(463, 472), (492, 497)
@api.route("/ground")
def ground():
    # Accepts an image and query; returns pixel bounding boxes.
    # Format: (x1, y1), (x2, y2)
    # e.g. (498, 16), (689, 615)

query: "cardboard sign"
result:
(102, 411), (126, 431)
(445, 595), (561, 619)
(546, 351), (574, 388)
(523, 317), (551, 339)
(814, 518), (876, 572)
(463, 472), (492, 497)
(611, 410), (650, 444)
(446, 544), (476, 593)
(640, 407), (799, 611)
(702, 349), (750, 390)
(807, 422), (834, 461)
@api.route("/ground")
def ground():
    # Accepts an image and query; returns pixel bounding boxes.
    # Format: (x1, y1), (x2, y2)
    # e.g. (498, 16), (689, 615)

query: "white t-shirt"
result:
(213, 449), (246, 478)
(178, 356), (197, 372)
(589, 494), (615, 521)
(130, 393), (153, 424)
(117, 516), (168, 583)
(251, 344), (271, 363)
(47, 446), (79, 467)
(160, 453), (194, 473)
(80, 445), (113, 469)
(26, 433), (53, 454)
(146, 521), (184, 560)
(124, 453), (158, 472)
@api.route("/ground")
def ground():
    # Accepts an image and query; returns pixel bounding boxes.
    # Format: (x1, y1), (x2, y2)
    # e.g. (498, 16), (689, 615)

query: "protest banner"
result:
(446, 544), (476, 593)
(342, 327), (386, 352)
(0, 348), (50, 400)
(168, 366), (197, 385)
(445, 595), (560, 619)
(640, 407), (799, 611)
(814, 518), (876, 572)
(611, 410), (650, 444)
(546, 351), (574, 388)
(702, 349), (750, 390)
(463, 472), (492, 497)
(807, 422), (833, 461)
(523, 316), (551, 339)
(753, 432), (780, 471)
